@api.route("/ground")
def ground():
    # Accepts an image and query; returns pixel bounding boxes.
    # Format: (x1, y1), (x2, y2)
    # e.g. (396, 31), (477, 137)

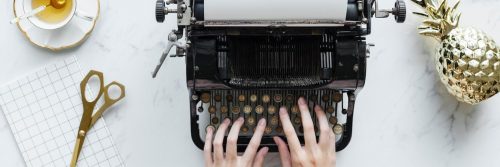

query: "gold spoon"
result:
(10, 0), (67, 24)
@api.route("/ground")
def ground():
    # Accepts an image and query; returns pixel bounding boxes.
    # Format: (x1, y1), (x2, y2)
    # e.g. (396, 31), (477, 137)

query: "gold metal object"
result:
(221, 106), (228, 113)
(265, 127), (273, 134)
(232, 106), (240, 114)
(412, 0), (500, 104)
(326, 106), (334, 113)
(262, 94), (270, 103)
(243, 105), (252, 114)
(276, 126), (283, 133)
(322, 94), (330, 102)
(201, 93), (211, 103)
(13, 0), (100, 51)
(51, 0), (66, 9)
(274, 94), (282, 103)
(333, 124), (344, 135)
(214, 94), (222, 102)
(246, 117), (256, 126)
(286, 94), (294, 102)
(250, 94), (258, 103)
(211, 117), (219, 124)
(208, 105), (216, 114)
(271, 116), (279, 125)
(268, 105), (276, 115)
(293, 116), (301, 125)
(255, 105), (264, 114)
(241, 126), (249, 133)
(329, 116), (337, 125)
(227, 94), (233, 101)
(70, 70), (125, 167)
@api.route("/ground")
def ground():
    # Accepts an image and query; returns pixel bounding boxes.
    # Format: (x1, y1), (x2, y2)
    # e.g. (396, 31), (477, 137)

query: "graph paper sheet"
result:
(0, 57), (124, 167)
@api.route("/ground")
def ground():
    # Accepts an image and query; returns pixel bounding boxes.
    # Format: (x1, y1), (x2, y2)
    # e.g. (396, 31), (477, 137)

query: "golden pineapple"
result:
(412, 0), (500, 104)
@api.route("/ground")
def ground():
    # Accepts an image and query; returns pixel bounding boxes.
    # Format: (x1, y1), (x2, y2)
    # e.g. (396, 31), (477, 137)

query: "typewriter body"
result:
(153, 0), (406, 152)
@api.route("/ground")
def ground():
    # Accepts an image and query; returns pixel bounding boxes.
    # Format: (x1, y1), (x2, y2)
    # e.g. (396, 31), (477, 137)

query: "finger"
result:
(214, 118), (231, 164)
(279, 107), (302, 154)
(204, 126), (215, 167)
(330, 130), (336, 153)
(298, 98), (317, 148)
(244, 118), (266, 161)
(226, 117), (244, 162)
(252, 147), (269, 167)
(273, 137), (292, 167)
(315, 105), (331, 149)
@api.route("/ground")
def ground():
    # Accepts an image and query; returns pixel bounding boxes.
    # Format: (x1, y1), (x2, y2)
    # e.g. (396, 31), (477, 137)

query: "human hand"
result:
(274, 97), (336, 167)
(204, 117), (269, 167)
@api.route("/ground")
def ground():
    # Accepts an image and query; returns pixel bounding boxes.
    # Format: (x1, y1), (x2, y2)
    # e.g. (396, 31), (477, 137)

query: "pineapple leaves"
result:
(411, 0), (461, 40)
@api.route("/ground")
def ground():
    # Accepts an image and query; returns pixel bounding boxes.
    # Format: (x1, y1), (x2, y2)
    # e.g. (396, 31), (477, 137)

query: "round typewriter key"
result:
(309, 94), (318, 101)
(332, 92), (342, 103)
(291, 105), (299, 114)
(268, 105), (277, 115)
(293, 116), (301, 125)
(286, 94), (294, 102)
(262, 94), (270, 103)
(208, 105), (216, 114)
(250, 94), (258, 103)
(274, 94), (282, 103)
(276, 126), (283, 133)
(322, 94), (330, 102)
(333, 124), (344, 135)
(243, 105), (252, 114)
(265, 126), (273, 134)
(329, 116), (337, 125)
(232, 106), (240, 114)
(214, 94), (222, 102)
(227, 94), (234, 101)
(211, 117), (219, 124)
(326, 106), (335, 113)
(298, 126), (304, 133)
(271, 116), (279, 125)
(220, 106), (228, 113)
(342, 109), (347, 115)
(255, 105), (264, 114)
(241, 126), (249, 133)
(201, 93), (211, 103)
(246, 117), (256, 126)
(238, 94), (246, 102)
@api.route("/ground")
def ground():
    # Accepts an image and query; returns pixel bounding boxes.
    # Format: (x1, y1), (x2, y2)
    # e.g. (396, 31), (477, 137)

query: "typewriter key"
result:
(265, 127), (273, 134)
(293, 116), (301, 125)
(271, 116), (279, 125)
(214, 95), (222, 102)
(332, 92), (342, 103)
(342, 109), (347, 115)
(246, 117), (256, 126)
(262, 94), (270, 103)
(243, 105), (252, 114)
(298, 126), (304, 133)
(274, 94), (282, 103)
(268, 105), (277, 115)
(232, 106), (240, 114)
(227, 94), (234, 101)
(211, 117), (219, 124)
(255, 105), (264, 114)
(241, 126), (249, 133)
(208, 105), (216, 114)
(286, 94), (294, 102)
(329, 116), (337, 125)
(238, 95), (246, 102)
(276, 126), (283, 133)
(201, 93), (211, 103)
(326, 106), (334, 113)
(221, 106), (228, 113)
(333, 124), (344, 135)
(309, 94), (318, 101)
(291, 105), (299, 114)
(322, 94), (330, 102)
(250, 94), (258, 103)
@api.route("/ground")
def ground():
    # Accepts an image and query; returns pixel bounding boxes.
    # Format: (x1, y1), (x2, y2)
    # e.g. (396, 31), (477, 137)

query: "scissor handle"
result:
(80, 70), (105, 106)
(90, 81), (126, 126)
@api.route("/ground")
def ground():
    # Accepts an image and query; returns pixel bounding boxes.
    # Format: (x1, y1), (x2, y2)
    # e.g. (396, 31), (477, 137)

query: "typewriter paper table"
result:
(1, 0), (500, 167)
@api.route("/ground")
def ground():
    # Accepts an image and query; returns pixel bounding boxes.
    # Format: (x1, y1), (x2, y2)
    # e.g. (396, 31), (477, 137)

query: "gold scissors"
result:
(70, 70), (126, 167)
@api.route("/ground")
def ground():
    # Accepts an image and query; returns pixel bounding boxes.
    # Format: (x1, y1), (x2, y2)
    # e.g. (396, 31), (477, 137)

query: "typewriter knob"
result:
(393, 0), (406, 23)
(156, 0), (166, 23)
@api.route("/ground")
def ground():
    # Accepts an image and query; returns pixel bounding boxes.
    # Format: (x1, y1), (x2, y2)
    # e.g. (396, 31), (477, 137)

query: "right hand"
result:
(274, 97), (336, 167)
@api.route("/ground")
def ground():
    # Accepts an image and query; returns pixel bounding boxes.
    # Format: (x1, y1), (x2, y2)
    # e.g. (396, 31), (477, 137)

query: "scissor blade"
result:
(70, 134), (87, 167)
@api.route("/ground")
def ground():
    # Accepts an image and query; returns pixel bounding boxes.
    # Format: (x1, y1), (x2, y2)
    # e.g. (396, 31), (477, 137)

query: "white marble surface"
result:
(1, 0), (500, 166)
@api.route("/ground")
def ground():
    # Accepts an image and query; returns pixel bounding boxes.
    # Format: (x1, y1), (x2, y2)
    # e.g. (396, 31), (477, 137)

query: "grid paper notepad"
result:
(0, 57), (124, 167)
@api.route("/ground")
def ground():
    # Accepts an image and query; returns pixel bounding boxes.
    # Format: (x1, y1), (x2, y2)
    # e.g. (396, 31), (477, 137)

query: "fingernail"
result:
(259, 118), (266, 126)
(279, 107), (287, 115)
(206, 126), (214, 133)
(237, 117), (244, 122)
(224, 118), (231, 124)
(314, 105), (321, 110)
(262, 147), (269, 153)
(298, 97), (306, 105)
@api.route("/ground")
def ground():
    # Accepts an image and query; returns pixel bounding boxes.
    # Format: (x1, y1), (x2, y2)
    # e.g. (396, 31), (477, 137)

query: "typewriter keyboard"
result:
(196, 90), (349, 142)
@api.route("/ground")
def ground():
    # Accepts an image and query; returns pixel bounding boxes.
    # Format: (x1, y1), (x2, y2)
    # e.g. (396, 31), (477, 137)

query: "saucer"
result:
(13, 0), (100, 51)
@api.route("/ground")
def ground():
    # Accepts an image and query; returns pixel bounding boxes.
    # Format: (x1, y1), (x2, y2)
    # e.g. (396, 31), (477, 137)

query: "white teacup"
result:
(23, 0), (93, 30)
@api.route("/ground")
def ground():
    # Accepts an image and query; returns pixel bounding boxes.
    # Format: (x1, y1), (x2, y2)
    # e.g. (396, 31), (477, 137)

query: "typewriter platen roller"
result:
(152, 0), (406, 152)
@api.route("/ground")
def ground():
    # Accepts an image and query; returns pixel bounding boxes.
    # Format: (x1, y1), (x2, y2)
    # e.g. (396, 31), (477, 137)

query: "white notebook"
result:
(0, 57), (124, 167)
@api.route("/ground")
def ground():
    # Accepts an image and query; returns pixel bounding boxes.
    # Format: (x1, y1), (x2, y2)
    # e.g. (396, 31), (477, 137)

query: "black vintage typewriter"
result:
(152, 0), (406, 151)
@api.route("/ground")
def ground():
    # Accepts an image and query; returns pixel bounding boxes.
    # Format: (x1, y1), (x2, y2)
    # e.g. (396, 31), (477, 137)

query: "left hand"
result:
(204, 117), (269, 167)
